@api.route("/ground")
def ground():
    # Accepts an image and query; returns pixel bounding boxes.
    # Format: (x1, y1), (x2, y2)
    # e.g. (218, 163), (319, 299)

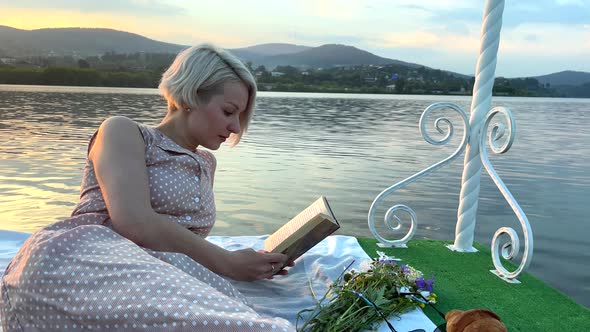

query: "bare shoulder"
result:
(89, 116), (144, 160)
(96, 116), (144, 143)
(99, 116), (138, 135)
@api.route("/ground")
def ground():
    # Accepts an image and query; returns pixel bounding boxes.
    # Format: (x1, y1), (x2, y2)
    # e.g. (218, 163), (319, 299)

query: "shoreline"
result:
(1, 83), (589, 100)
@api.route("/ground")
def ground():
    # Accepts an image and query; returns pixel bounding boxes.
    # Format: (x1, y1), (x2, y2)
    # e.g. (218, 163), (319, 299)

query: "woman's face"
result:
(187, 81), (249, 150)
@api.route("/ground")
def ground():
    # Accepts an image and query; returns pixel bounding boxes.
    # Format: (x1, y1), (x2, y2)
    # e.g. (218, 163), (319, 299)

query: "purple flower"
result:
(415, 276), (426, 289)
(378, 259), (397, 266)
(425, 276), (435, 292)
(401, 265), (410, 274)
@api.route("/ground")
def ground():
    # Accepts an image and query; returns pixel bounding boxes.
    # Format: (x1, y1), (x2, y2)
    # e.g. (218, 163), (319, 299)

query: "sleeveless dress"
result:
(0, 123), (294, 331)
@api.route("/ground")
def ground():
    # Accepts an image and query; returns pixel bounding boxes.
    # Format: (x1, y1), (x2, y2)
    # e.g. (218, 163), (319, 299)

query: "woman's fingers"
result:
(263, 252), (289, 265)
(237, 250), (294, 280)
(275, 269), (289, 276)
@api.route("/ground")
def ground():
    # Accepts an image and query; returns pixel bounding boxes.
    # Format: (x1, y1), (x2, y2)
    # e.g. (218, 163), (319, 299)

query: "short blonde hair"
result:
(159, 44), (257, 146)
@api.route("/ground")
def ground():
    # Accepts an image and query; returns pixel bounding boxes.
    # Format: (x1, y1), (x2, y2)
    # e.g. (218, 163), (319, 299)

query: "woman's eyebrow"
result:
(227, 102), (243, 111)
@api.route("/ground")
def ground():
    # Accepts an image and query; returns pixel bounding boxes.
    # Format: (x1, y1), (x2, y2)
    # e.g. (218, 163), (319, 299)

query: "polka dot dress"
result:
(0, 123), (294, 331)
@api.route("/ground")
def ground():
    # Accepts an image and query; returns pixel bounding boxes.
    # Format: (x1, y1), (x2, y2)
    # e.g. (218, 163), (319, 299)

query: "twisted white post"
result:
(451, 0), (505, 252)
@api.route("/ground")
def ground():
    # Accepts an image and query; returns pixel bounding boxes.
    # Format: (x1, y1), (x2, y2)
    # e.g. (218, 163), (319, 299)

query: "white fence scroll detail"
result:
(368, 0), (534, 282)
(452, 0), (505, 252)
(368, 103), (470, 248)
(480, 107), (533, 282)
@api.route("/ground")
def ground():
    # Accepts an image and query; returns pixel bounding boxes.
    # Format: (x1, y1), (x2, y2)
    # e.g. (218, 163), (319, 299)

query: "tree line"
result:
(0, 53), (562, 97)
(0, 66), (161, 87)
(252, 64), (560, 97)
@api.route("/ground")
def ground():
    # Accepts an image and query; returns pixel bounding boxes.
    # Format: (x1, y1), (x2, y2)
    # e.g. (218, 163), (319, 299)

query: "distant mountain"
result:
(532, 70), (590, 87)
(228, 44), (431, 74)
(229, 43), (312, 64)
(516, 70), (590, 98)
(553, 82), (590, 98)
(3, 25), (586, 89)
(0, 26), (419, 71)
(255, 44), (421, 69)
(0, 26), (186, 57)
(231, 43), (311, 57)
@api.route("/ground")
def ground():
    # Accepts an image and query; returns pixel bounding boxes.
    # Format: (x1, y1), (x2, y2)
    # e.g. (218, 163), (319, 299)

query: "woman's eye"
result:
(223, 110), (233, 116)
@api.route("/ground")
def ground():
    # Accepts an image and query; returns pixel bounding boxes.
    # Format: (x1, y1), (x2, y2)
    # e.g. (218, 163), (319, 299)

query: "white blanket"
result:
(0, 230), (436, 332)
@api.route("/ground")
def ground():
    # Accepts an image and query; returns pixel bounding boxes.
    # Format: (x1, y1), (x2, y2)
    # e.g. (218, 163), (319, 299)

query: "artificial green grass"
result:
(357, 238), (590, 332)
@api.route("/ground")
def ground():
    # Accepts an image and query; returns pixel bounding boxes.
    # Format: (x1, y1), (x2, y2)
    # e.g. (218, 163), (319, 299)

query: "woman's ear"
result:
(180, 103), (191, 112)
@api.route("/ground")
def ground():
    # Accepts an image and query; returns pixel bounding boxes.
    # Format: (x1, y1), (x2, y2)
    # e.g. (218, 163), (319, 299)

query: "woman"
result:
(0, 44), (294, 331)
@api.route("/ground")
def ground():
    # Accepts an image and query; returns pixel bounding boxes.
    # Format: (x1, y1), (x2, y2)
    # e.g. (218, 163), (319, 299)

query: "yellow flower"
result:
(427, 293), (437, 304)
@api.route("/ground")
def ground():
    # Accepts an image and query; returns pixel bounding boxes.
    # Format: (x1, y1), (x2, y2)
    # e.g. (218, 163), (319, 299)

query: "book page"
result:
(265, 197), (327, 252)
(277, 214), (339, 263)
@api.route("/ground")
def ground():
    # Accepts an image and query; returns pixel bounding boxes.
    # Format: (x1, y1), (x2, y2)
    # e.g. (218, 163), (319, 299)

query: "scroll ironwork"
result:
(368, 102), (470, 247)
(480, 107), (533, 281)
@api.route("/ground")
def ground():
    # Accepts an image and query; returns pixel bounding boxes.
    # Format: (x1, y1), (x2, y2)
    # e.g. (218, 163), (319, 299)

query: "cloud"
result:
(397, 4), (429, 11)
(501, 23), (590, 56)
(368, 30), (479, 54)
(425, 0), (590, 27)
(556, 0), (586, 5)
(506, 0), (589, 26)
(298, 0), (370, 20)
(0, 0), (186, 16)
(374, 31), (440, 48)
(444, 22), (471, 36)
(395, 0), (475, 11)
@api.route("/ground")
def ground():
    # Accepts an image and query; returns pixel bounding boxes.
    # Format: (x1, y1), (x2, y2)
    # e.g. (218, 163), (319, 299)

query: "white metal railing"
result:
(368, 0), (534, 282)
(479, 107), (533, 282)
(368, 103), (470, 248)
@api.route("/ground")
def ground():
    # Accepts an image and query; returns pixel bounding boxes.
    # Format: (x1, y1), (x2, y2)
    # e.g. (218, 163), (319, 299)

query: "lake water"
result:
(0, 85), (589, 308)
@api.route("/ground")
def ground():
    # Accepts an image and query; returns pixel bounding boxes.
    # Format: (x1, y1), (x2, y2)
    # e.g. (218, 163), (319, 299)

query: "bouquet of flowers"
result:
(297, 252), (436, 332)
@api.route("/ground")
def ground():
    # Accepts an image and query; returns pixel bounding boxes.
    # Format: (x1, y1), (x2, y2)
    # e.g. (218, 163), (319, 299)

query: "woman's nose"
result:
(228, 117), (240, 134)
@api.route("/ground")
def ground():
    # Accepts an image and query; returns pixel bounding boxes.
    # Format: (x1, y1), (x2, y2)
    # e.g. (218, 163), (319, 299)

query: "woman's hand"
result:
(222, 249), (290, 282)
(267, 251), (295, 277)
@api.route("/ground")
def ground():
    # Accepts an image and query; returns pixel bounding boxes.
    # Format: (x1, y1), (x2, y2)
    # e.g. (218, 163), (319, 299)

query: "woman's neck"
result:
(156, 114), (197, 151)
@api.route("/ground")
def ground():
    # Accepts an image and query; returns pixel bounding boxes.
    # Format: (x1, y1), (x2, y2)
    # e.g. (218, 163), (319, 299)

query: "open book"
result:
(264, 196), (340, 269)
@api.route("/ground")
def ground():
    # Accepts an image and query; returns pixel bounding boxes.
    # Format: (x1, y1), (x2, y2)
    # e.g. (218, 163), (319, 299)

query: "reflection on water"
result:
(0, 85), (589, 308)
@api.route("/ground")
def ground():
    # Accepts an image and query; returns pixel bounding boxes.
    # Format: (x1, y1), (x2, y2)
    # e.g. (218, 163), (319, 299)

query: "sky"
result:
(0, 0), (588, 77)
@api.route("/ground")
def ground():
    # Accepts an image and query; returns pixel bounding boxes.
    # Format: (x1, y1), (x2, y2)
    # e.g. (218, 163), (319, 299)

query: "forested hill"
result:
(0, 26), (186, 57)
(1, 26), (588, 97)
(231, 44), (421, 70)
(533, 71), (590, 87)
(0, 27), (426, 72)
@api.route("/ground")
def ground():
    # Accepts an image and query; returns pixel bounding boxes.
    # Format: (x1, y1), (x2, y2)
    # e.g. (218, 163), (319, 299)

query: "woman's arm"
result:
(89, 116), (287, 281)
